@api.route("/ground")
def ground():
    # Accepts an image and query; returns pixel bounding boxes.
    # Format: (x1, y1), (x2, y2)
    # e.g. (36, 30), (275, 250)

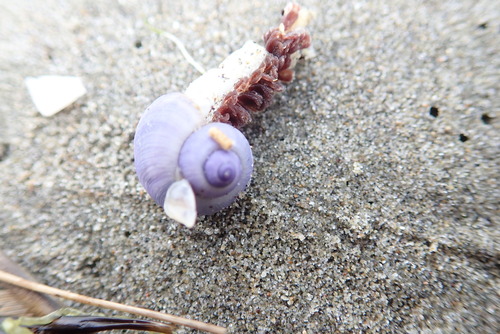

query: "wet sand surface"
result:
(1, 1), (498, 332)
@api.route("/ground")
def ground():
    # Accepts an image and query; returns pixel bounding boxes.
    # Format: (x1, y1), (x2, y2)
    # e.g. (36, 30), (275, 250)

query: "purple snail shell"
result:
(134, 93), (253, 227)
(134, 3), (312, 227)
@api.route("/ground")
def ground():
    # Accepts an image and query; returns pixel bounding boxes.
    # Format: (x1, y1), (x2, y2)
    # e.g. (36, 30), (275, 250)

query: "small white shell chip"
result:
(25, 75), (87, 117)
(164, 179), (197, 228)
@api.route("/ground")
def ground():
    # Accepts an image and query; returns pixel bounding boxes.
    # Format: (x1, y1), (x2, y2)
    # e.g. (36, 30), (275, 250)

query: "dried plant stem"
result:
(0, 270), (227, 334)
(145, 22), (206, 74)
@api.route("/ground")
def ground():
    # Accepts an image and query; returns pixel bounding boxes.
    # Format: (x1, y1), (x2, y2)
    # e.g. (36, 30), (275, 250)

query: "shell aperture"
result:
(134, 93), (204, 208)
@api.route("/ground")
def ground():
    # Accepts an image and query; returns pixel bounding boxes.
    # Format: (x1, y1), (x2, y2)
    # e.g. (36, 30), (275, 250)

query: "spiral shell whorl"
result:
(179, 123), (253, 215)
(204, 150), (240, 187)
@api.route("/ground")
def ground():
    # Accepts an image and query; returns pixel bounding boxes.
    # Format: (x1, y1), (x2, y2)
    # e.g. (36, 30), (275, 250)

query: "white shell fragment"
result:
(25, 75), (86, 117)
(164, 179), (197, 228)
(184, 41), (267, 121)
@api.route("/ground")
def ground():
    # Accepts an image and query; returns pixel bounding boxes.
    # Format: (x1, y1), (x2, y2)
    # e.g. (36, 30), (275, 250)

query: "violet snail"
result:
(134, 3), (312, 227)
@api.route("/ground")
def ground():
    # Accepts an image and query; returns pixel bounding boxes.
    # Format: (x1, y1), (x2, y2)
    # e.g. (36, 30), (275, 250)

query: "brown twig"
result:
(0, 250), (60, 316)
(0, 270), (227, 334)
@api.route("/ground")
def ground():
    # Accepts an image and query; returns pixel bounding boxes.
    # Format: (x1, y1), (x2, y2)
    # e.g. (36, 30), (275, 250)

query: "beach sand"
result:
(1, 1), (498, 332)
